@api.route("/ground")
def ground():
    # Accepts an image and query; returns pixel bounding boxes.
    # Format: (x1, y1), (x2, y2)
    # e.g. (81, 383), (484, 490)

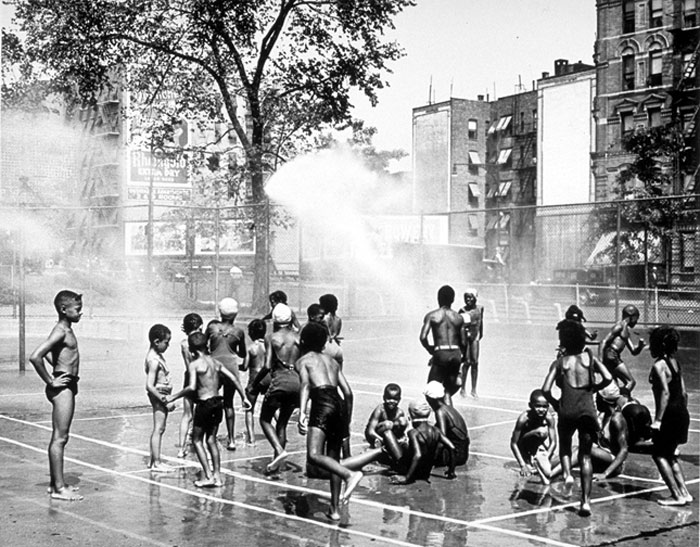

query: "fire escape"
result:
(71, 84), (123, 257)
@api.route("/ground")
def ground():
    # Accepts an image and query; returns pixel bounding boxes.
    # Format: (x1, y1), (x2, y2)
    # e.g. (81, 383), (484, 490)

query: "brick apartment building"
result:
(592, 0), (699, 287)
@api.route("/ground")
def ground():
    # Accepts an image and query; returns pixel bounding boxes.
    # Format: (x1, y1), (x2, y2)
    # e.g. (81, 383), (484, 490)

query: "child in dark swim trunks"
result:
(145, 324), (174, 472)
(178, 313), (203, 458)
(168, 332), (251, 488)
(29, 290), (85, 501)
(364, 383), (409, 463)
(648, 325), (692, 506)
(598, 304), (645, 395)
(298, 322), (362, 521)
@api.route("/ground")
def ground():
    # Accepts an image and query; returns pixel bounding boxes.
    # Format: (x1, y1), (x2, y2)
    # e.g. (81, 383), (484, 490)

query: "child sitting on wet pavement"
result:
(510, 389), (557, 484)
(364, 383), (409, 463)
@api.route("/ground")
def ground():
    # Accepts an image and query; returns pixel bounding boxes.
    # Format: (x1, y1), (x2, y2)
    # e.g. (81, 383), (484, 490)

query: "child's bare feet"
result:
(325, 509), (341, 521)
(340, 471), (363, 504)
(226, 442), (237, 451)
(578, 502), (591, 516)
(658, 497), (688, 506)
(470, 391), (478, 399)
(194, 477), (222, 488)
(50, 487), (84, 501)
(150, 463), (175, 473)
(266, 451), (288, 473)
(47, 485), (79, 495)
(177, 449), (188, 458)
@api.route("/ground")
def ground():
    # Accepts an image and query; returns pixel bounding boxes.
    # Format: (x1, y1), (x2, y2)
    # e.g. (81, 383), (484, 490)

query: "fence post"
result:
(614, 201), (621, 317)
(214, 204), (220, 306)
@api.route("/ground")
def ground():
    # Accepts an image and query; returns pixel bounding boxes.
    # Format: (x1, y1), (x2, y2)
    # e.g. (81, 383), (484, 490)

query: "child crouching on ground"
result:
(510, 389), (557, 484)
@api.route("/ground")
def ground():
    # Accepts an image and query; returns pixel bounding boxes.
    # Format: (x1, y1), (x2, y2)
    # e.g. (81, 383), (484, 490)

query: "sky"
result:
(350, 0), (597, 163)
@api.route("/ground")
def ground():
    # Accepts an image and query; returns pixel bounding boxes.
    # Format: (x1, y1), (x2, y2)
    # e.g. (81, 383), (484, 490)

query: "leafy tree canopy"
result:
(3, 0), (414, 310)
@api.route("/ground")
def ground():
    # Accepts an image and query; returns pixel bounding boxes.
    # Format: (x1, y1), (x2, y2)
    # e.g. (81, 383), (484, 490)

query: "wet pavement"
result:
(1, 318), (698, 546)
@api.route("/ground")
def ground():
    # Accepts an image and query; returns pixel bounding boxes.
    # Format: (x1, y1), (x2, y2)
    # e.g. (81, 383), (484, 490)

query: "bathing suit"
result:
(557, 352), (599, 439)
(45, 372), (80, 402)
(145, 349), (172, 407)
(650, 358), (689, 457)
(602, 345), (623, 371)
(435, 408), (470, 467)
(308, 385), (349, 443)
(428, 348), (462, 393)
(260, 358), (300, 421)
(193, 396), (224, 430)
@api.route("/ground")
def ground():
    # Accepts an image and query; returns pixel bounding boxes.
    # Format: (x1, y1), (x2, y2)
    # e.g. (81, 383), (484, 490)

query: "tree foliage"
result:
(2, 0), (413, 310)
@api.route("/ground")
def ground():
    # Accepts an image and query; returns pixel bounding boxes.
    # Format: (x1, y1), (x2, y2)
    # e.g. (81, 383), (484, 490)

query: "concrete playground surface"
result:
(0, 318), (698, 546)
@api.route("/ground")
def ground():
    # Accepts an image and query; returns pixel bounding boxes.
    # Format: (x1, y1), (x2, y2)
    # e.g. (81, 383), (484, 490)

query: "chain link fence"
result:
(1, 196), (699, 340)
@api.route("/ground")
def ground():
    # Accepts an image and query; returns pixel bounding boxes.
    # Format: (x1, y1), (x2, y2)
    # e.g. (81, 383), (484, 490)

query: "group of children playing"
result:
(31, 288), (692, 522)
(511, 304), (692, 516)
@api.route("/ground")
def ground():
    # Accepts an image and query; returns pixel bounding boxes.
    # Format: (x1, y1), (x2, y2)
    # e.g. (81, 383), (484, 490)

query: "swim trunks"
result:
(428, 348), (462, 393)
(193, 396), (224, 430)
(650, 359), (689, 457)
(45, 372), (79, 402)
(602, 346), (622, 371)
(557, 354), (599, 439)
(260, 368), (300, 421)
(308, 385), (348, 443)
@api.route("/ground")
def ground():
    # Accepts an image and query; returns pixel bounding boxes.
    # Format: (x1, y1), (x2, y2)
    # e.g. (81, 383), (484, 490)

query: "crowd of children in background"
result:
(31, 287), (692, 521)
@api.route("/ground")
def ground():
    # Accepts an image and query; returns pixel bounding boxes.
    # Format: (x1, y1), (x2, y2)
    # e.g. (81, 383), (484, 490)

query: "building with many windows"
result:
(592, 0), (699, 287)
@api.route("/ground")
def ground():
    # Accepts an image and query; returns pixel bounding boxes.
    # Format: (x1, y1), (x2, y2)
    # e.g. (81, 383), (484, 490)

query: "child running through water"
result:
(648, 325), (692, 506)
(298, 322), (362, 521)
(145, 324), (174, 472)
(510, 389), (557, 484)
(29, 290), (85, 501)
(242, 318), (267, 446)
(178, 313), (203, 458)
(168, 332), (251, 487)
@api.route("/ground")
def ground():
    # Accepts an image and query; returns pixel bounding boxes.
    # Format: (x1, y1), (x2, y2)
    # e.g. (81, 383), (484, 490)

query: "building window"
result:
(681, 233), (695, 271)
(496, 148), (512, 165)
(520, 112), (525, 132)
(467, 214), (479, 237)
(648, 49), (663, 86)
(620, 111), (635, 135)
(682, 52), (697, 80)
(468, 151), (481, 174)
(468, 183), (480, 201)
(532, 109), (538, 130)
(622, 54), (635, 90)
(623, 0), (635, 32)
(468, 119), (478, 139)
(684, 0), (697, 27)
(647, 106), (662, 127)
(649, 0), (663, 27)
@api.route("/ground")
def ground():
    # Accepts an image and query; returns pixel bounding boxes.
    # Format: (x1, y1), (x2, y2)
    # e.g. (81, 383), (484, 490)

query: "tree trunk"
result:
(250, 163), (269, 315)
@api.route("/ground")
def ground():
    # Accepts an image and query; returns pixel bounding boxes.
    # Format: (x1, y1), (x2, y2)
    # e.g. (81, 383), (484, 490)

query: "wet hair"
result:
(269, 290), (288, 304)
(188, 331), (208, 353)
(181, 313), (203, 334)
(649, 325), (680, 358)
(529, 389), (546, 405)
(247, 318), (266, 340)
(437, 285), (455, 306)
(299, 322), (328, 353)
(556, 319), (586, 355)
(383, 383), (402, 400)
(307, 303), (323, 320)
(148, 324), (171, 344)
(622, 304), (640, 318)
(53, 290), (82, 313)
(319, 294), (338, 314)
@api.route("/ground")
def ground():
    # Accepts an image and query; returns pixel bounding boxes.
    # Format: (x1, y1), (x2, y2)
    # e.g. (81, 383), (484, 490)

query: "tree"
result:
(591, 124), (696, 286)
(2, 0), (413, 312)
